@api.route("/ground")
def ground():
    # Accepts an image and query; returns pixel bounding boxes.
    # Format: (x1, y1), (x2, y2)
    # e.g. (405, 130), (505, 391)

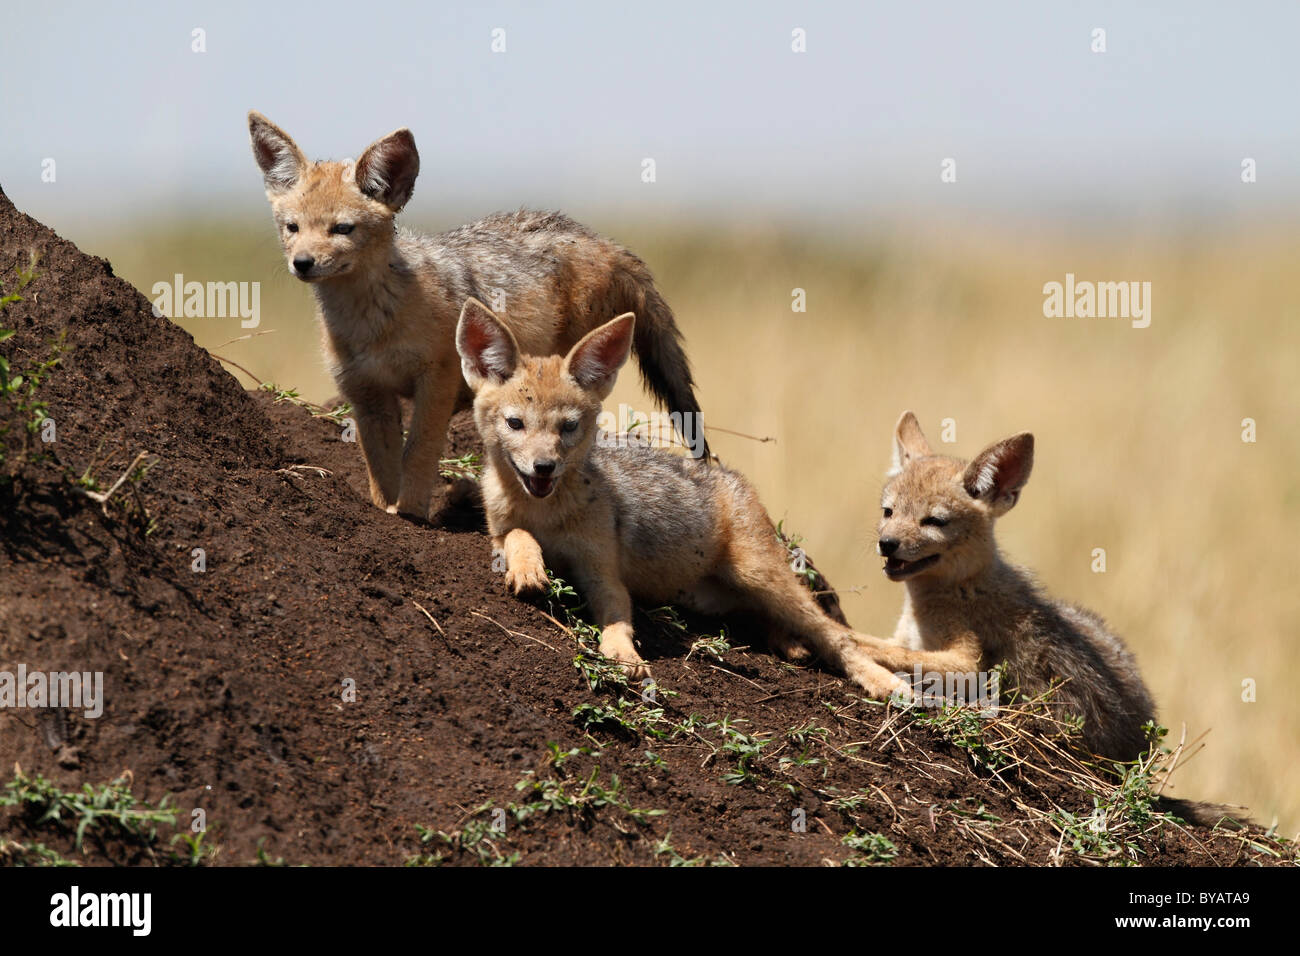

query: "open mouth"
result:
(883, 554), (939, 580)
(512, 462), (555, 498)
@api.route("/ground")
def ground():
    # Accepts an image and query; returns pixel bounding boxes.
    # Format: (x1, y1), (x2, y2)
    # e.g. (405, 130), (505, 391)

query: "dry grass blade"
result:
(76, 450), (157, 514)
(411, 600), (446, 637)
(471, 610), (558, 652)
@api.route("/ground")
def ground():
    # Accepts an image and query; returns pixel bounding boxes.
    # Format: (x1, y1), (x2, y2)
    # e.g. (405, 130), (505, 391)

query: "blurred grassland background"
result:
(88, 214), (1300, 835)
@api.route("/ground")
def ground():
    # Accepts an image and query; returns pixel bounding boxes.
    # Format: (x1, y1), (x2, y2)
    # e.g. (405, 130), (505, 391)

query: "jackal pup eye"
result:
(560, 419), (579, 434)
(285, 222), (298, 233)
(882, 507), (893, 518)
(330, 223), (354, 235)
(920, 515), (948, 528)
(506, 416), (524, 430)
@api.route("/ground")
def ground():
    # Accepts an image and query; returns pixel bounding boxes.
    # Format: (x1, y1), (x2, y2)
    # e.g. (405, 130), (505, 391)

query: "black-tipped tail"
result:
(614, 266), (710, 460)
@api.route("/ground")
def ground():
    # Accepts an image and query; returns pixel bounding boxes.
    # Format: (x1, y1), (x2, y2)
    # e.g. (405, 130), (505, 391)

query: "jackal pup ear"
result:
(889, 410), (933, 476)
(962, 432), (1034, 515)
(354, 127), (420, 211)
(249, 111), (309, 194)
(563, 313), (636, 400)
(457, 299), (520, 391)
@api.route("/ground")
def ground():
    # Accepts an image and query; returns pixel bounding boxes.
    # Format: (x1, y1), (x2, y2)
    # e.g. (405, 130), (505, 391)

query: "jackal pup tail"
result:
(615, 267), (708, 460)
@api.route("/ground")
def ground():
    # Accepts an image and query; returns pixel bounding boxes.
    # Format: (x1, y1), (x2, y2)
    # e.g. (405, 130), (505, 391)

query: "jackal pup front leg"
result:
(395, 368), (462, 519)
(350, 390), (403, 511)
(496, 528), (549, 596)
(566, 538), (648, 679)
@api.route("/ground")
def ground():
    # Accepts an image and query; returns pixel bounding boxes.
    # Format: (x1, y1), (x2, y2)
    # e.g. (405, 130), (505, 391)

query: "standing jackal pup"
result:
(861, 412), (1156, 762)
(456, 298), (909, 698)
(247, 112), (706, 520)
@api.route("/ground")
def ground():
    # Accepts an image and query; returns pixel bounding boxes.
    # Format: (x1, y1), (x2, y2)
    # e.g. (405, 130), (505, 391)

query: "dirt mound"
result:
(0, 185), (1289, 867)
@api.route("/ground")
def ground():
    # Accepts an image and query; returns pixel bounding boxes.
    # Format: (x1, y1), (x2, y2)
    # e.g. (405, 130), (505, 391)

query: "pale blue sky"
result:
(2, 1), (1297, 229)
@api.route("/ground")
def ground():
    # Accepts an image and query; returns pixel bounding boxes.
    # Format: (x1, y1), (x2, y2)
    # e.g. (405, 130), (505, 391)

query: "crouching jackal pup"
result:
(247, 112), (706, 520)
(455, 298), (909, 698)
(862, 412), (1156, 762)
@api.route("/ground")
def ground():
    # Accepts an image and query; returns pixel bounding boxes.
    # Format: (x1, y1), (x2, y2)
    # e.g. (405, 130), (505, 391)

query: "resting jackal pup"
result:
(860, 412), (1156, 762)
(455, 298), (908, 698)
(247, 112), (706, 520)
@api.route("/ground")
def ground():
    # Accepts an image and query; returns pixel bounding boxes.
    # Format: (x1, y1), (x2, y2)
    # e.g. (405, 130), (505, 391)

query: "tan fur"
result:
(456, 299), (910, 699)
(862, 411), (1157, 762)
(248, 112), (706, 519)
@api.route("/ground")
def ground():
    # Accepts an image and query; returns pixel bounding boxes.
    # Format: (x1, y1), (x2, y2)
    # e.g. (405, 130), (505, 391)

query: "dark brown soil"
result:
(0, 184), (1290, 867)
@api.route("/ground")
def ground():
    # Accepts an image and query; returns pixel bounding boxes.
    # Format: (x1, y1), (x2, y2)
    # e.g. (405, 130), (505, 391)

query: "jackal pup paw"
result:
(845, 652), (914, 703)
(504, 558), (549, 596)
(598, 623), (649, 679)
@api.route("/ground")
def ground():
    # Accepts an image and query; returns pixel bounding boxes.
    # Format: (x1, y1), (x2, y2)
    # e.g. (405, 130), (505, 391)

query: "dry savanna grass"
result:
(90, 213), (1300, 838)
